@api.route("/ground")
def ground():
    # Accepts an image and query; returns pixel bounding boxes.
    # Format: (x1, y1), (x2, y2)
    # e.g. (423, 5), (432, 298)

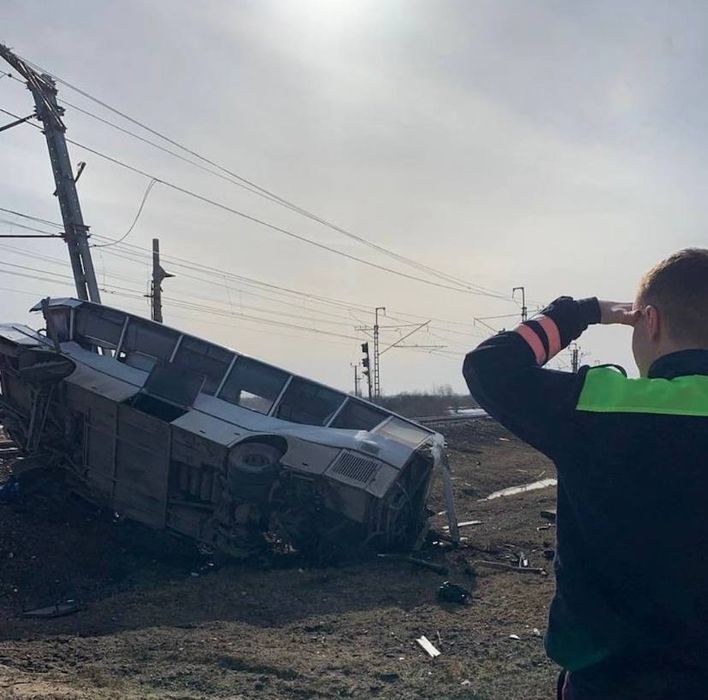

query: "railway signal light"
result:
(361, 342), (370, 377)
(361, 342), (372, 398)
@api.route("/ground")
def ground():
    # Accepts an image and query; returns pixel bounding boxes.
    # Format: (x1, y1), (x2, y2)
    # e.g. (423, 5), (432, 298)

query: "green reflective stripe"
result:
(576, 367), (708, 416)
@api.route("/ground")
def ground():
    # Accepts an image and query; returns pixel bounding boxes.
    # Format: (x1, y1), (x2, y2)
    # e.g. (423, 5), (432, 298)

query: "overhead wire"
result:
(0, 204), (500, 352)
(7, 59), (509, 297)
(0, 206), (63, 229)
(0, 109), (481, 293)
(0, 217), (62, 237)
(2, 98), (492, 296)
(0, 102), (513, 353)
(0, 254), (368, 343)
(91, 178), (157, 248)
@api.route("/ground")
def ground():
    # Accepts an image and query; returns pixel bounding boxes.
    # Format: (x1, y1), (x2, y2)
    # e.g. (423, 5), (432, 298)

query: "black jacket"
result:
(463, 297), (708, 699)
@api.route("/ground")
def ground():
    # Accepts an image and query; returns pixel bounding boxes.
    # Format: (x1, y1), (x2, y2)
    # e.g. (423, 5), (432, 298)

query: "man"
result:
(463, 249), (708, 699)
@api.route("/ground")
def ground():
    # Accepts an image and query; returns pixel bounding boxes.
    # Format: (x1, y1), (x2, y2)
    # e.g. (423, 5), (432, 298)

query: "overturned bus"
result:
(0, 298), (440, 560)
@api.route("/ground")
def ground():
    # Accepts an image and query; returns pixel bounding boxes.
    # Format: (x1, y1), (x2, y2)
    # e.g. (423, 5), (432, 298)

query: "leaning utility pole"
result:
(0, 45), (101, 302)
(512, 286), (527, 322)
(373, 306), (386, 399)
(148, 238), (173, 323)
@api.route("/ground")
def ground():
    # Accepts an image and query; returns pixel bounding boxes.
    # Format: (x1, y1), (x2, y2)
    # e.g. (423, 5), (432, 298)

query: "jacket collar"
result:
(648, 349), (708, 380)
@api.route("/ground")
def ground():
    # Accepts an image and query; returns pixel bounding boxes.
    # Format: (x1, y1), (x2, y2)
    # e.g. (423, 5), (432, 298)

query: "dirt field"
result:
(0, 419), (560, 700)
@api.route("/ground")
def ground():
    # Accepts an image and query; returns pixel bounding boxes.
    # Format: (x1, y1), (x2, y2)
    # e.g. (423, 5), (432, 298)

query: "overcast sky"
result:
(2, 1), (707, 394)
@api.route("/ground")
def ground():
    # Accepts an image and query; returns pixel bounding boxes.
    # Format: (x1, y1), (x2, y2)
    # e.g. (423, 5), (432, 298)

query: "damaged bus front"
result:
(0, 298), (440, 560)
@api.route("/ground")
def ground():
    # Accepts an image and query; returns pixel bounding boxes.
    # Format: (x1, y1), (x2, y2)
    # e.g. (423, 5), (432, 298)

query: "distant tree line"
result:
(374, 384), (479, 418)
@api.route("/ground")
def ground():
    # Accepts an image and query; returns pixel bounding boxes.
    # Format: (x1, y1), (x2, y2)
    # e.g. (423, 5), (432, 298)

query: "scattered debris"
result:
(517, 551), (530, 568)
(532, 628), (542, 637)
(473, 560), (547, 575)
(508, 634), (521, 641)
(22, 600), (81, 619)
(536, 524), (553, 531)
(540, 509), (557, 522)
(483, 478), (557, 501)
(461, 679), (472, 686)
(443, 520), (481, 531)
(437, 581), (472, 605)
(416, 635), (441, 658)
(432, 435), (460, 543)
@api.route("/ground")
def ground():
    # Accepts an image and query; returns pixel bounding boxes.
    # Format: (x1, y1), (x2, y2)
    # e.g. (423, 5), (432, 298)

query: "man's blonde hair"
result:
(638, 248), (708, 346)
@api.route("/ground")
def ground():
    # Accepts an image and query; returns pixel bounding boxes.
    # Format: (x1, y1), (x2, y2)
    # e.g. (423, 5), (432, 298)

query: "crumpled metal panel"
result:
(64, 360), (140, 403)
(0, 324), (49, 349)
(60, 342), (147, 387)
(29, 297), (83, 312)
(171, 410), (245, 446)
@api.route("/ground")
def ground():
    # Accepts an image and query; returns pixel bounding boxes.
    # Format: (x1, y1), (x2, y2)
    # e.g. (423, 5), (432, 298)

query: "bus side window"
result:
(171, 337), (233, 395)
(330, 400), (388, 431)
(273, 377), (345, 426)
(119, 318), (179, 370)
(219, 357), (288, 414)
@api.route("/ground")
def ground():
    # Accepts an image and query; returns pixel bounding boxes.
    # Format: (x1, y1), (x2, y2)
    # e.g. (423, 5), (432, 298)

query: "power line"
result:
(0, 217), (62, 236)
(0, 206), (499, 346)
(0, 256), (366, 343)
(6, 60), (507, 297)
(0, 105), (521, 308)
(63, 136), (489, 295)
(97, 239), (495, 341)
(0, 246), (358, 330)
(92, 179), (157, 248)
(0, 206), (64, 228)
(2, 105), (476, 293)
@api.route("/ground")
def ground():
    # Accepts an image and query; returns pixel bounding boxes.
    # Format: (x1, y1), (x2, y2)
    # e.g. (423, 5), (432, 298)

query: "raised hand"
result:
(598, 300), (640, 326)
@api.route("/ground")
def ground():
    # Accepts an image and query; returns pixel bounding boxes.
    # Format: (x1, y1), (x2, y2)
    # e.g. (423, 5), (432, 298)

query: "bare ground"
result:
(0, 419), (560, 700)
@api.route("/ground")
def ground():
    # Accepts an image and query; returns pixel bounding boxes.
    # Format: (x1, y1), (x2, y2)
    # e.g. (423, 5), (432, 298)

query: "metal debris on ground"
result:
(483, 478), (558, 501)
(443, 520), (482, 531)
(473, 560), (547, 575)
(416, 635), (441, 658)
(437, 581), (472, 605)
(508, 634), (521, 641)
(432, 435), (460, 543)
